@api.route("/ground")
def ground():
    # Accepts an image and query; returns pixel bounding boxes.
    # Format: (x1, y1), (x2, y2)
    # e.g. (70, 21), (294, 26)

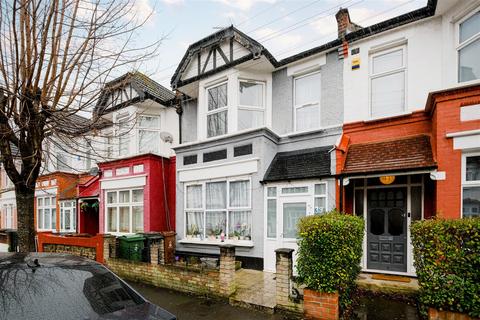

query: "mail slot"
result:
(379, 236), (393, 241)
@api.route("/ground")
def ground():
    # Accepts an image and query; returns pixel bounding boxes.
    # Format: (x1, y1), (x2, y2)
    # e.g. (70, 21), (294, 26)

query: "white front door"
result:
(264, 193), (313, 273)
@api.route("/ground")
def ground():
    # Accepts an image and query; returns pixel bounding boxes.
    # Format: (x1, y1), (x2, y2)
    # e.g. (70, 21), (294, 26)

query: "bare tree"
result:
(0, 0), (162, 251)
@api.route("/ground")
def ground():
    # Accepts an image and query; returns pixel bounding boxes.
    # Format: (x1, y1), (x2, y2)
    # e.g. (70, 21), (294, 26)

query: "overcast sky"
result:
(127, 0), (427, 87)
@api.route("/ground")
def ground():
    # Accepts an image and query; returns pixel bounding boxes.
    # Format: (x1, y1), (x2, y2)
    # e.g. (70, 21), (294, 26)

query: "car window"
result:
(0, 263), (145, 320)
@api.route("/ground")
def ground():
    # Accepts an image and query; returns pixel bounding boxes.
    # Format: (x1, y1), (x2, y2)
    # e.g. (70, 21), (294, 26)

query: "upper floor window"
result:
(463, 154), (480, 218)
(294, 72), (321, 132)
(370, 47), (406, 118)
(207, 83), (228, 138)
(238, 80), (265, 130)
(117, 114), (130, 156)
(138, 115), (160, 154)
(458, 10), (480, 83)
(56, 149), (70, 171)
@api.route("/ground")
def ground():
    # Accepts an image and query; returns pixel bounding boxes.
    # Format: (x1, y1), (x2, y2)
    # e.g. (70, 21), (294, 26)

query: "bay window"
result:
(207, 83), (228, 137)
(37, 196), (56, 231)
(185, 179), (252, 241)
(370, 47), (406, 118)
(238, 81), (265, 130)
(463, 154), (480, 218)
(60, 201), (76, 232)
(458, 10), (480, 83)
(294, 72), (321, 132)
(138, 115), (160, 154)
(106, 189), (144, 234)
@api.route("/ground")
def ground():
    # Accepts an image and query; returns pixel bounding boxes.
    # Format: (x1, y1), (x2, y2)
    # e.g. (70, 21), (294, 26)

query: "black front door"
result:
(367, 188), (407, 272)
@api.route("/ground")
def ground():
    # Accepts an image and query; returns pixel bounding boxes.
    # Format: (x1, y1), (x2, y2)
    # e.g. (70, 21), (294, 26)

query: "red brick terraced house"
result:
(336, 0), (480, 276)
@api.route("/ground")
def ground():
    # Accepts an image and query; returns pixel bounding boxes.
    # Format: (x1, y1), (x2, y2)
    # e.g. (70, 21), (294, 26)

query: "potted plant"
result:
(208, 230), (216, 241)
(186, 226), (193, 239)
(192, 225), (201, 239)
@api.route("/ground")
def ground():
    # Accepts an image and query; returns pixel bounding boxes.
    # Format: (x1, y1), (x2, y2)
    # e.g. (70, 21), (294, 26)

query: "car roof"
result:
(0, 252), (99, 269)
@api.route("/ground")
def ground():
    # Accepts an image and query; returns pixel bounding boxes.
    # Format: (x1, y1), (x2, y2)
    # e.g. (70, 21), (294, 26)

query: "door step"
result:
(357, 273), (419, 296)
(371, 274), (412, 283)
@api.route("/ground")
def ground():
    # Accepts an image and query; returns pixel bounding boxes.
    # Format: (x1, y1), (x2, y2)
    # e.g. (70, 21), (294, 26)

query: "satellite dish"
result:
(160, 132), (174, 143)
(88, 166), (99, 176)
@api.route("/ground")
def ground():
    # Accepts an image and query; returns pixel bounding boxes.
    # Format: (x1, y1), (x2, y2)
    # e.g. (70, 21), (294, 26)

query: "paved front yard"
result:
(129, 280), (420, 320)
(128, 281), (289, 320)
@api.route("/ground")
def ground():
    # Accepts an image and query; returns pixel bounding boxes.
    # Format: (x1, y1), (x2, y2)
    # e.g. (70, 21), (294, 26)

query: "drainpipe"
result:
(339, 175), (344, 213)
(176, 98), (183, 144)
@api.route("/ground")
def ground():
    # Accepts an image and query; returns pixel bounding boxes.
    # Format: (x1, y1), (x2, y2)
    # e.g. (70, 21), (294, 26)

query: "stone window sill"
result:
(179, 238), (254, 247)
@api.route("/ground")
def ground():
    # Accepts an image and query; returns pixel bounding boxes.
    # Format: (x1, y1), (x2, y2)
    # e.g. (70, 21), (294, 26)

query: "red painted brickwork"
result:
(304, 289), (339, 320)
(34, 172), (81, 232)
(337, 84), (480, 219)
(428, 308), (479, 320)
(428, 86), (480, 219)
(37, 232), (104, 263)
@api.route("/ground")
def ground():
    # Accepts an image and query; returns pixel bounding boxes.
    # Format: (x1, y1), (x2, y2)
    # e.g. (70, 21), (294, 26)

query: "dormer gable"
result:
(171, 26), (279, 90)
(94, 72), (175, 118)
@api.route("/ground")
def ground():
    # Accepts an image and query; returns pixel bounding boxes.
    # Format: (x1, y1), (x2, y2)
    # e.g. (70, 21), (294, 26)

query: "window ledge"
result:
(179, 238), (254, 247)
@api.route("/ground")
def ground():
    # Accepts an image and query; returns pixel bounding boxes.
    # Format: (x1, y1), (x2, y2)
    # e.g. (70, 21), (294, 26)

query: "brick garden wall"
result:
(43, 243), (96, 260)
(105, 258), (222, 296)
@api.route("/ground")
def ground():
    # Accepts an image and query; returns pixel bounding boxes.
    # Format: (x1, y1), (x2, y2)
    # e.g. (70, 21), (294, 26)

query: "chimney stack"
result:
(335, 8), (358, 38)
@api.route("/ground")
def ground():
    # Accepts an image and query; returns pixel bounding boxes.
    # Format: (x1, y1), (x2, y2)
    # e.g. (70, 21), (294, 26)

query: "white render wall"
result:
(343, 17), (443, 123)
(343, 0), (480, 124)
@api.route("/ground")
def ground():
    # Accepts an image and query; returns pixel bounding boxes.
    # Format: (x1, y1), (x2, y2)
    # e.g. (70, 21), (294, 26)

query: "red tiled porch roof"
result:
(342, 135), (437, 175)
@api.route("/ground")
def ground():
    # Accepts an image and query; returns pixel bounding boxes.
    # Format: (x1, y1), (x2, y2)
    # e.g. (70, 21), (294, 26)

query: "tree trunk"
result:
(15, 185), (36, 252)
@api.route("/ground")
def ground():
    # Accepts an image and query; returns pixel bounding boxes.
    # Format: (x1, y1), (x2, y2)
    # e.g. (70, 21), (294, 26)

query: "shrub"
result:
(296, 211), (364, 312)
(411, 218), (480, 318)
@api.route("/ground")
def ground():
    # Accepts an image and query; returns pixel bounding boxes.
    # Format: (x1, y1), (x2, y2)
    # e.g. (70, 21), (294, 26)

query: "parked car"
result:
(0, 253), (176, 320)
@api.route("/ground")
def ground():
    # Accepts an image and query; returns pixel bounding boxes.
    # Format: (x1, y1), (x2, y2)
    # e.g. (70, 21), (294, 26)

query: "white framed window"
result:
(314, 183), (327, 214)
(458, 10), (480, 83)
(138, 115), (160, 154)
(60, 201), (76, 232)
(462, 153), (480, 218)
(370, 46), (406, 118)
(266, 187), (277, 238)
(116, 113), (130, 156)
(294, 71), (321, 132)
(56, 149), (70, 171)
(281, 186), (309, 195)
(206, 83), (228, 138)
(4, 205), (13, 229)
(184, 178), (252, 241)
(238, 80), (265, 130)
(106, 134), (114, 158)
(37, 196), (56, 231)
(105, 188), (144, 234)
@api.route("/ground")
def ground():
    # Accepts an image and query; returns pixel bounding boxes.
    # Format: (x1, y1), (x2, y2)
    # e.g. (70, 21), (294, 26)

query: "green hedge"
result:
(296, 211), (364, 311)
(411, 218), (480, 318)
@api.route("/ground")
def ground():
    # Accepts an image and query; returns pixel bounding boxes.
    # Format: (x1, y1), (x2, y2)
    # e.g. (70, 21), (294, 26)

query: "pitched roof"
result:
(171, 26), (279, 89)
(51, 112), (112, 135)
(263, 146), (332, 182)
(95, 72), (175, 117)
(342, 135), (437, 175)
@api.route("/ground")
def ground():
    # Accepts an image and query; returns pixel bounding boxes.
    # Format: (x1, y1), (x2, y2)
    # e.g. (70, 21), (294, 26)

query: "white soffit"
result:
(179, 159), (259, 182)
(35, 187), (57, 197)
(286, 54), (326, 77)
(101, 175), (146, 190)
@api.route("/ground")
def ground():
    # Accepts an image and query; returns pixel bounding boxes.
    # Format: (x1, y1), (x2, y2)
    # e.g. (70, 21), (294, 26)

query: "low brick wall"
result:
(428, 308), (478, 320)
(275, 248), (303, 314)
(37, 232), (104, 262)
(104, 235), (236, 298)
(106, 258), (222, 296)
(304, 290), (339, 320)
(43, 243), (96, 260)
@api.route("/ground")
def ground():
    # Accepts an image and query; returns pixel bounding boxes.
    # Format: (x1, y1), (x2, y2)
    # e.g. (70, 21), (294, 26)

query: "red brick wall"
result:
(304, 289), (339, 320)
(430, 87), (480, 219)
